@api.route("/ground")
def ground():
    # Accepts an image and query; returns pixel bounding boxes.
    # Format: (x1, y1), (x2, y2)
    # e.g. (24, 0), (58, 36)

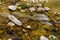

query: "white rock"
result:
(8, 15), (22, 26)
(33, 14), (49, 21)
(26, 25), (31, 28)
(40, 36), (49, 40)
(29, 7), (35, 12)
(37, 7), (45, 12)
(8, 38), (12, 40)
(8, 5), (17, 11)
(7, 22), (15, 26)
(44, 7), (50, 11)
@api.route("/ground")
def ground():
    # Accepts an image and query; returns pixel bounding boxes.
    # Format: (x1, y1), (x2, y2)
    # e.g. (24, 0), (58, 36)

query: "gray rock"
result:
(32, 14), (49, 21)
(7, 15), (22, 26)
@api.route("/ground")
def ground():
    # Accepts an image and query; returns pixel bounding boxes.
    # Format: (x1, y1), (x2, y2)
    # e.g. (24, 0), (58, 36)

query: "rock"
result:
(30, 0), (35, 3)
(26, 25), (31, 29)
(8, 38), (12, 40)
(29, 7), (35, 12)
(0, 2), (2, 5)
(32, 14), (49, 21)
(44, 7), (50, 12)
(40, 36), (49, 40)
(42, 22), (52, 26)
(37, 3), (42, 7)
(26, 3), (30, 6)
(16, 3), (20, 6)
(20, 10), (26, 12)
(45, 0), (49, 3)
(49, 35), (56, 39)
(37, 7), (45, 12)
(0, 39), (1, 40)
(7, 14), (22, 26)
(8, 5), (17, 11)
(7, 22), (15, 26)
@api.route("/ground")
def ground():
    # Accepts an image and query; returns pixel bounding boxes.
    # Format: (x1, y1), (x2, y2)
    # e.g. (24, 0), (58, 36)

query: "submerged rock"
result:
(7, 14), (22, 26)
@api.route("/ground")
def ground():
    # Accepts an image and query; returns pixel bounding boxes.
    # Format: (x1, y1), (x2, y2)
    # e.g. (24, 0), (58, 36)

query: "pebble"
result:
(40, 36), (49, 40)
(29, 7), (35, 12)
(7, 14), (22, 26)
(20, 10), (26, 12)
(44, 7), (50, 11)
(26, 25), (31, 29)
(49, 35), (56, 39)
(8, 5), (17, 11)
(8, 38), (12, 40)
(30, 0), (35, 3)
(37, 7), (45, 12)
(7, 22), (15, 26)
(0, 39), (1, 40)
(16, 3), (20, 6)
(37, 3), (42, 7)
(0, 2), (2, 5)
